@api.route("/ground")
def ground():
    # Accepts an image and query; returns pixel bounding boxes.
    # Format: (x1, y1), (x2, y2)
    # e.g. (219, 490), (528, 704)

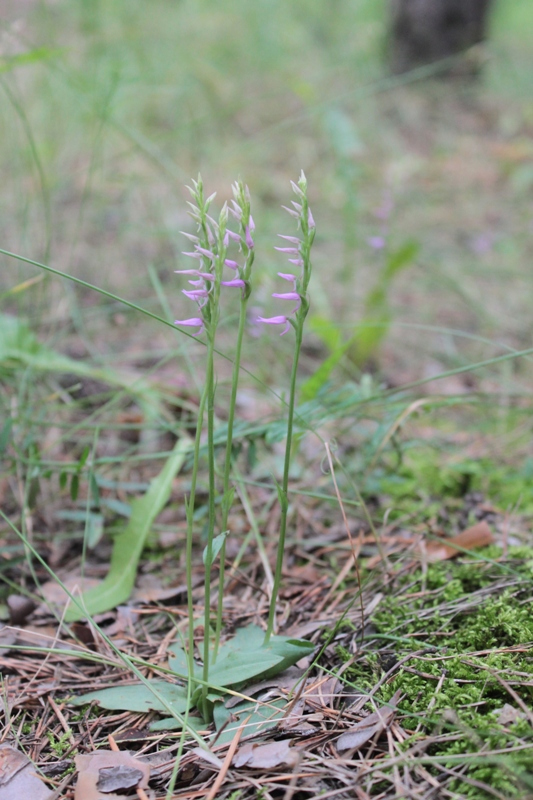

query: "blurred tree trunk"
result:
(389, 0), (493, 76)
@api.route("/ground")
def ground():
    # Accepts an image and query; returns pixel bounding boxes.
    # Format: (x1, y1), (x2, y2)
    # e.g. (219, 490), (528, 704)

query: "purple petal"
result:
(245, 225), (254, 249)
(272, 292), (300, 301)
(281, 205), (300, 219)
(290, 180), (304, 198)
(182, 250), (203, 259)
(180, 231), (200, 243)
(224, 259), (239, 270)
(288, 258), (304, 266)
(221, 279), (246, 288)
(258, 315), (291, 336)
(368, 236), (385, 250)
(182, 289), (209, 301)
(277, 272), (297, 282)
(248, 214), (255, 232)
(226, 229), (241, 242)
(258, 315), (288, 324)
(174, 317), (204, 335)
(308, 208), (315, 229)
(175, 270), (214, 280)
(277, 235), (300, 244)
(196, 247), (216, 259)
(274, 247), (299, 254)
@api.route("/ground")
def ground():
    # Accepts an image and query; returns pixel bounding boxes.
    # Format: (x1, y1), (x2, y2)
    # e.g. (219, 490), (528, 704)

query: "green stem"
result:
(185, 384), (208, 698)
(213, 298), (248, 659)
(264, 322), (303, 643)
(202, 335), (216, 700)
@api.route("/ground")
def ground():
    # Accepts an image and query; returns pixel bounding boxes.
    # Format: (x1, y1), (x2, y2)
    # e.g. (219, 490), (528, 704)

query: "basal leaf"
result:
(167, 643), (202, 679)
(65, 437), (190, 621)
(149, 715), (207, 733)
(208, 625), (314, 687)
(208, 649), (284, 688)
(69, 680), (189, 714)
(213, 697), (286, 746)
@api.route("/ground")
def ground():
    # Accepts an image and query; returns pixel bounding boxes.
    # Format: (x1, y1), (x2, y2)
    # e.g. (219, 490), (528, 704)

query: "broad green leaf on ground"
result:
(170, 625), (314, 689)
(69, 680), (189, 713)
(213, 697), (287, 746)
(167, 643), (203, 679)
(65, 437), (190, 621)
(207, 649), (284, 688)
(149, 715), (207, 733)
(168, 637), (284, 690)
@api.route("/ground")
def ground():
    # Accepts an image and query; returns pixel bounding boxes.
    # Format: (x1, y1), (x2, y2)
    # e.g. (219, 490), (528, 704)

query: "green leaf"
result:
(274, 480), (288, 513)
(208, 648), (284, 687)
(0, 418), (12, 456)
(69, 680), (189, 714)
(85, 512), (104, 549)
(213, 697), (286, 746)
(384, 239), (419, 280)
(221, 487), (235, 515)
(203, 531), (228, 568)
(300, 333), (358, 402)
(78, 445), (91, 470)
(0, 47), (62, 75)
(70, 474), (79, 502)
(308, 314), (342, 351)
(150, 715), (207, 733)
(65, 437), (190, 621)
(168, 643), (202, 679)
(208, 625), (314, 687)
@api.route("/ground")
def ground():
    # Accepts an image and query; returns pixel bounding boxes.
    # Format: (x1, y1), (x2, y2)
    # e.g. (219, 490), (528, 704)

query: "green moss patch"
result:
(342, 548), (533, 798)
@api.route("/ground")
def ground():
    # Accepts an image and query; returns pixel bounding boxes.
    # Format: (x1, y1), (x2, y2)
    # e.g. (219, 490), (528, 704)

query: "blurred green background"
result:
(1, 0), (533, 392)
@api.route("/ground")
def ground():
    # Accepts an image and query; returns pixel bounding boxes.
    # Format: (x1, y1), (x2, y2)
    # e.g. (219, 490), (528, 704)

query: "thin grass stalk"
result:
(184, 385), (207, 697)
(264, 324), (303, 643)
(202, 336), (216, 698)
(214, 297), (247, 659)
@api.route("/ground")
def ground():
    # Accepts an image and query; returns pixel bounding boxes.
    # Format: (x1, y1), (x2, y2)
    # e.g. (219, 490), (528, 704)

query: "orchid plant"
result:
(72, 173), (317, 738)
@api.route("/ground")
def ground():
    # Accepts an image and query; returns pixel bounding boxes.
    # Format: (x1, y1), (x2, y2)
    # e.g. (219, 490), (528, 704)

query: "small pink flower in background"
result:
(374, 190), (393, 222)
(368, 236), (385, 250)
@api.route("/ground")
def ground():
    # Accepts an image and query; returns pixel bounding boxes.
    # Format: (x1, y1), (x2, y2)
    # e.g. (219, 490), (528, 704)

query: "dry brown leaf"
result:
(0, 745), (53, 800)
(336, 690), (401, 753)
(37, 576), (101, 615)
(74, 750), (150, 800)
(233, 738), (299, 769)
(496, 704), (526, 726)
(424, 521), (494, 562)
